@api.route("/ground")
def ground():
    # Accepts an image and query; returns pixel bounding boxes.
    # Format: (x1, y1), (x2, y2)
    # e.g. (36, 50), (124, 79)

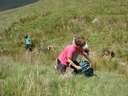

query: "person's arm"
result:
(68, 59), (81, 70)
(82, 51), (93, 67)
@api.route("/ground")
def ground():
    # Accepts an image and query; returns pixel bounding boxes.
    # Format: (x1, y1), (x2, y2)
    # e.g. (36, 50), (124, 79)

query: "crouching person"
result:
(56, 36), (93, 74)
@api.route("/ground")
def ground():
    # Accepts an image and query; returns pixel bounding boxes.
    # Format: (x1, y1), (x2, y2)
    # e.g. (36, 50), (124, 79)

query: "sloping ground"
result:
(0, 0), (127, 60)
(0, 56), (128, 96)
(0, 0), (128, 95)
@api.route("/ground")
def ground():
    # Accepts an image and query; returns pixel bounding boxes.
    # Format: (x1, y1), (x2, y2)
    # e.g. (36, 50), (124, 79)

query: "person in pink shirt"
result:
(56, 36), (92, 74)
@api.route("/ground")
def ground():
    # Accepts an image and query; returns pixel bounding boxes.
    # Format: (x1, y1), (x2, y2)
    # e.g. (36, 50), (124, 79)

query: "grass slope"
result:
(0, 0), (128, 96)
(0, 56), (128, 96)
(0, 0), (127, 60)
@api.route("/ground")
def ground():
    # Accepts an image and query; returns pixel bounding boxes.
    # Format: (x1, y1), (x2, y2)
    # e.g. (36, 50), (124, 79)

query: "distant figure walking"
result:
(25, 33), (32, 52)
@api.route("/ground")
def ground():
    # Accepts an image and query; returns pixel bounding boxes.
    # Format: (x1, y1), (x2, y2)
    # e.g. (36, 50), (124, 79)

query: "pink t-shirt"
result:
(58, 44), (80, 66)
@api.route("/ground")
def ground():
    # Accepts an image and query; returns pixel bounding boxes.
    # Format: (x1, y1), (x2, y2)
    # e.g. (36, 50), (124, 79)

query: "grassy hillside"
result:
(0, 0), (128, 96)
(0, 0), (127, 59)
(0, 56), (128, 96)
(0, 0), (127, 72)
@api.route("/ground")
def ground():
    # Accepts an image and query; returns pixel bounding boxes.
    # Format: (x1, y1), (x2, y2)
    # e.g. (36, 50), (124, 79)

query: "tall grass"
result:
(0, 56), (128, 96)
(0, 0), (127, 57)
(0, 0), (128, 95)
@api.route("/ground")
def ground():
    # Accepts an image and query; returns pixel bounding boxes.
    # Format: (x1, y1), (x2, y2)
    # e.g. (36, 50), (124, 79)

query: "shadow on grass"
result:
(0, 0), (38, 12)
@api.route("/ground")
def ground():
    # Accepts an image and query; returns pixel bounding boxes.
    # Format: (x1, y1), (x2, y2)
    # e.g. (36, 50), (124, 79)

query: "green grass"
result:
(0, 0), (128, 95)
(0, 0), (127, 57)
(0, 56), (128, 96)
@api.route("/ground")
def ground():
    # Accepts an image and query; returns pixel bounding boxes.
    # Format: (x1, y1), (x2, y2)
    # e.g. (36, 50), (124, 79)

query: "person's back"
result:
(58, 44), (78, 66)
(25, 33), (32, 51)
(25, 36), (31, 45)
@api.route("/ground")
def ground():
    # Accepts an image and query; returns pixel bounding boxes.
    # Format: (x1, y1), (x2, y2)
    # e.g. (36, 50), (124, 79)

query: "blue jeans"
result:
(25, 44), (32, 51)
